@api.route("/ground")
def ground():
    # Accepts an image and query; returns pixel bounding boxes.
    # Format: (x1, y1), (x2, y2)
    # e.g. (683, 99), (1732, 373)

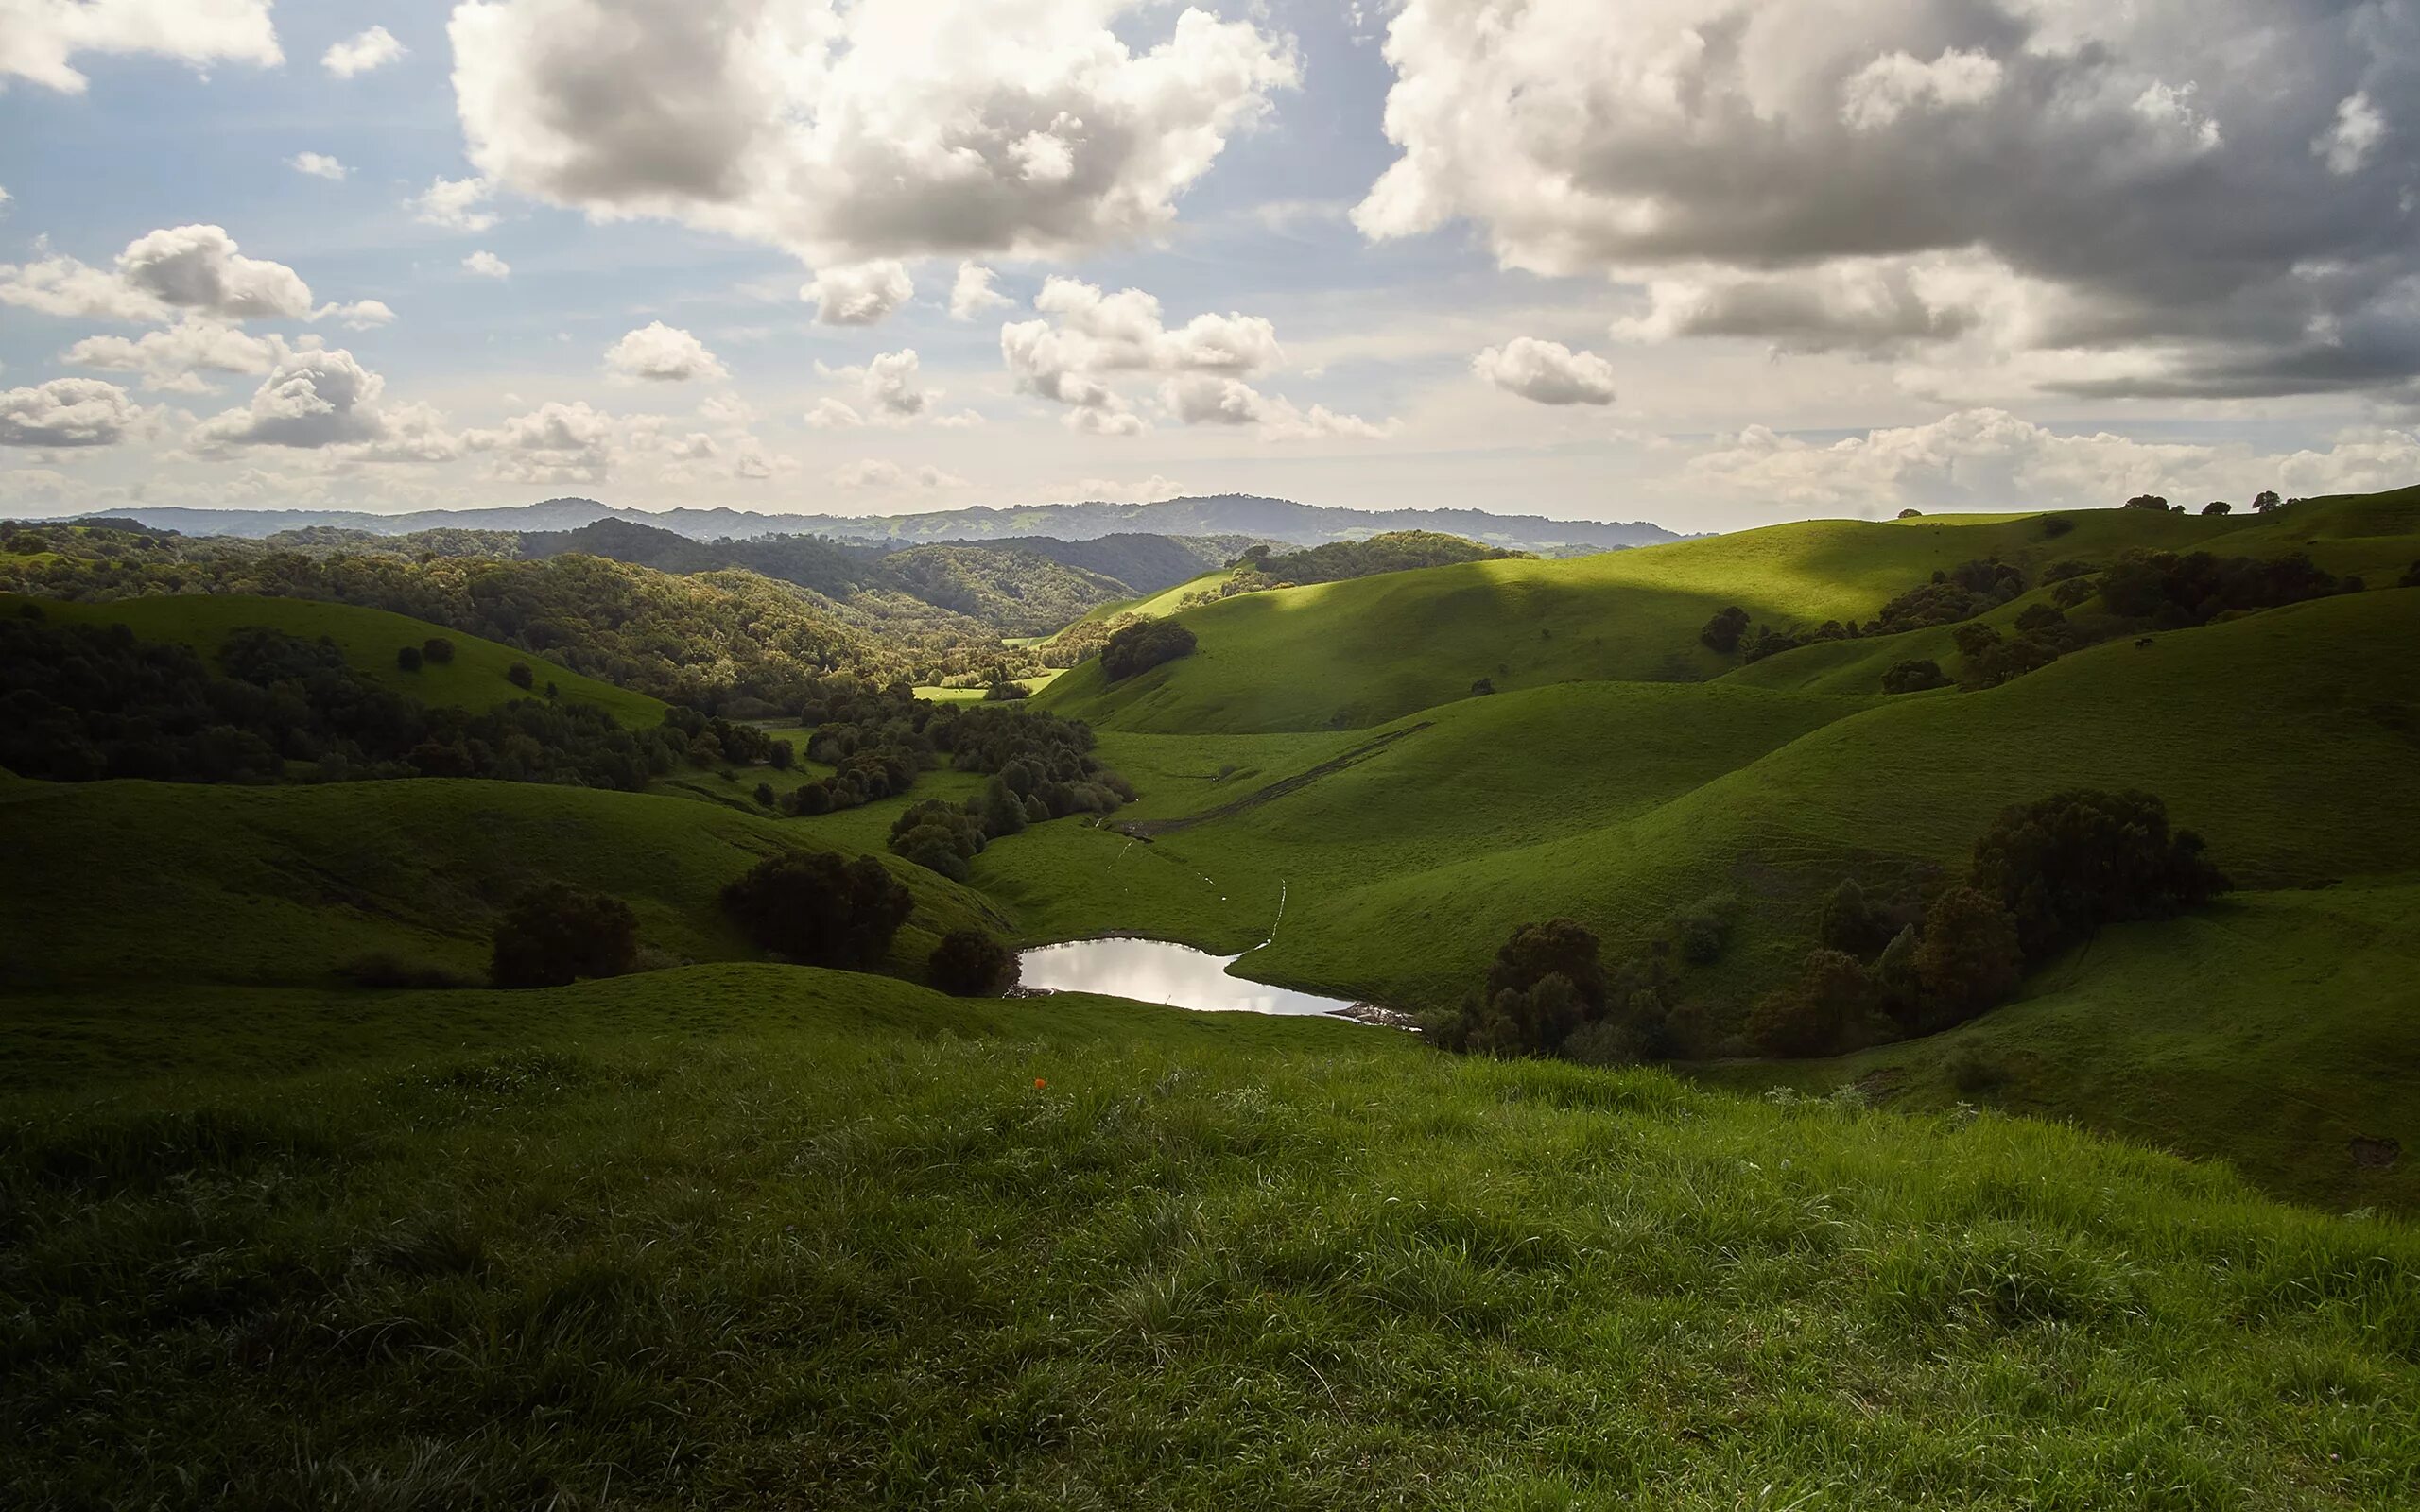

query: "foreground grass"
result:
(5, 963), (2417, 1508)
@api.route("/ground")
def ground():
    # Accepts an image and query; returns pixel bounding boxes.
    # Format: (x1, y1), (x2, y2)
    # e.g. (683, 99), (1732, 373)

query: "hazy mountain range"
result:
(39, 494), (1683, 556)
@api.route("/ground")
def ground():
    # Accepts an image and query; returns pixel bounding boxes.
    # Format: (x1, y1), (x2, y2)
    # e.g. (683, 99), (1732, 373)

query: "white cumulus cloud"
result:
(288, 152), (348, 180)
(1472, 338), (1617, 405)
(1001, 275), (1391, 440)
(461, 250), (510, 279)
(802, 260), (911, 326)
(446, 0), (1297, 265)
(949, 262), (1011, 319)
(0, 376), (142, 446)
(322, 25), (405, 78)
(411, 176), (498, 232)
(2, 0), (281, 94)
(604, 321), (728, 382)
(61, 318), (287, 393)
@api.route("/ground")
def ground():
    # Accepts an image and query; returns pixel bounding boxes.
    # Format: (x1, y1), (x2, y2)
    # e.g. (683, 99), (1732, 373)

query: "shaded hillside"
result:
(0, 776), (1001, 990)
(1, 591), (665, 726)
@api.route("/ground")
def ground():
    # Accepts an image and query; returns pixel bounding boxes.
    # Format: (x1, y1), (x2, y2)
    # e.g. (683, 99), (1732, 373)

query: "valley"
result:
(6, 488), (2419, 1505)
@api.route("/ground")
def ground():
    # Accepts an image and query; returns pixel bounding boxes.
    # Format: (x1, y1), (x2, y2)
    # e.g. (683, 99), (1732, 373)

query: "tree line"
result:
(1430, 788), (2227, 1065)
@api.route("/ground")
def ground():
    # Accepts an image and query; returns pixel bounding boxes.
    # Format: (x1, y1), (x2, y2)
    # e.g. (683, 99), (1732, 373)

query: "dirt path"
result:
(1115, 721), (1435, 838)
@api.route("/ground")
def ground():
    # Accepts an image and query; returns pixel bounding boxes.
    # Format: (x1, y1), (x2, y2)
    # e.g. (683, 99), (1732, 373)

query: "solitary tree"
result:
(490, 882), (640, 988)
(2202, 501), (2233, 516)
(395, 644), (424, 672)
(721, 850), (912, 968)
(422, 636), (456, 664)
(506, 661), (536, 690)
(2251, 490), (2283, 514)
(928, 929), (1019, 996)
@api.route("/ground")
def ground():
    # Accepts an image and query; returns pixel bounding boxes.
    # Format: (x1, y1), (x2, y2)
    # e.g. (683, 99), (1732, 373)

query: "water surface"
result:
(1017, 936), (1360, 1016)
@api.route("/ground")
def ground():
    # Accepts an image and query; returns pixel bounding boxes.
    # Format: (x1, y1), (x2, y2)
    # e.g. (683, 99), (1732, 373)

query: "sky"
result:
(3, 0), (2420, 534)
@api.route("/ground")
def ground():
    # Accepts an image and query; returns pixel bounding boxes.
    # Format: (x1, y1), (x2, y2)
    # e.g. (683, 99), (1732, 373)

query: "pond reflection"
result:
(1016, 937), (1361, 1017)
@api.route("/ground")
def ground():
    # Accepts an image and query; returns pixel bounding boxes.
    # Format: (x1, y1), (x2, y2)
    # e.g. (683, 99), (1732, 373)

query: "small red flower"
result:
(1034, 1077), (1047, 1090)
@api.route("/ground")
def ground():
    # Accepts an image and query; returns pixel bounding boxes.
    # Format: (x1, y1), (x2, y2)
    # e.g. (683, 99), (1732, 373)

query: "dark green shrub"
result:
(1668, 892), (1737, 965)
(720, 851), (912, 968)
(1909, 886), (2023, 1033)
(396, 645), (423, 672)
(1699, 606), (1752, 654)
(490, 882), (640, 988)
(422, 637), (456, 664)
(1745, 949), (1875, 1057)
(1099, 620), (1198, 679)
(1818, 879), (1888, 955)
(928, 929), (1019, 996)
(1881, 660), (1950, 694)
(1943, 1043), (2010, 1094)
(506, 661), (535, 690)
(983, 680), (1029, 700)
(1486, 919), (1607, 1021)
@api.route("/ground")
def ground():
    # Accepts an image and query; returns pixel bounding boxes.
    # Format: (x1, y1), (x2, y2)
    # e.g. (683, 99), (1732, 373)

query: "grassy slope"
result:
(977, 680), (1870, 960)
(1240, 589), (2420, 1000)
(6, 962), (2416, 1506)
(0, 776), (1003, 989)
(1696, 879), (2420, 1212)
(996, 589), (2420, 997)
(1035, 507), (2278, 734)
(2, 591), (666, 726)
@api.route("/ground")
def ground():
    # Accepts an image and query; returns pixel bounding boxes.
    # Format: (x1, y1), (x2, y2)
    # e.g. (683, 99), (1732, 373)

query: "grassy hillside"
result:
(1698, 879), (2420, 1212)
(0, 776), (1003, 989)
(1, 591), (666, 726)
(1036, 500), (2411, 734)
(7, 962), (2416, 1506)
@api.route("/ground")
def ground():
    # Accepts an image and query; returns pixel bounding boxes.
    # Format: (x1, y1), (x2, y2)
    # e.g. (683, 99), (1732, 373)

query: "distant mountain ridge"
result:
(42, 494), (1683, 555)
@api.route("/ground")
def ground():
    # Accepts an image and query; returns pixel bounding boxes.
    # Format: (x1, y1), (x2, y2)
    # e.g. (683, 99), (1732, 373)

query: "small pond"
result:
(1016, 937), (1362, 1017)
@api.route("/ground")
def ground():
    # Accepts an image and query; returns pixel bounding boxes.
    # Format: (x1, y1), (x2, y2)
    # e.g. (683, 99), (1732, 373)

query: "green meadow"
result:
(8, 491), (2420, 1504)
(7, 965), (2418, 1507)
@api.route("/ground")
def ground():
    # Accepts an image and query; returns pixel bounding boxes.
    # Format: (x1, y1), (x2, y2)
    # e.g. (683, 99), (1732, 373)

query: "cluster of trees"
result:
(1099, 619), (1198, 680)
(0, 527), (930, 713)
(1868, 558), (2028, 636)
(0, 615), (689, 789)
(1744, 789), (2228, 1057)
(776, 677), (1132, 831)
(1429, 891), (1741, 1063)
(2125, 491), (2286, 514)
(393, 636), (456, 673)
(1930, 548), (2355, 692)
(1219, 531), (1526, 593)
(721, 851), (914, 969)
(482, 857), (1018, 998)
(1427, 790), (2227, 1067)
(882, 738), (1118, 880)
(491, 883), (640, 988)
(2096, 548), (2352, 627)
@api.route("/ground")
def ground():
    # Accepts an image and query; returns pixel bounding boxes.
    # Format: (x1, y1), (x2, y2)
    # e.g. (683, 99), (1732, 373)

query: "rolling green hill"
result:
(0, 775), (1003, 990)
(1036, 499), (2416, 734)
(977, 587), (2420, 1206)
(1, 592), (666, 726)
(1699, 878), (2420, 1211)
(7, 962), (2416, 1505)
